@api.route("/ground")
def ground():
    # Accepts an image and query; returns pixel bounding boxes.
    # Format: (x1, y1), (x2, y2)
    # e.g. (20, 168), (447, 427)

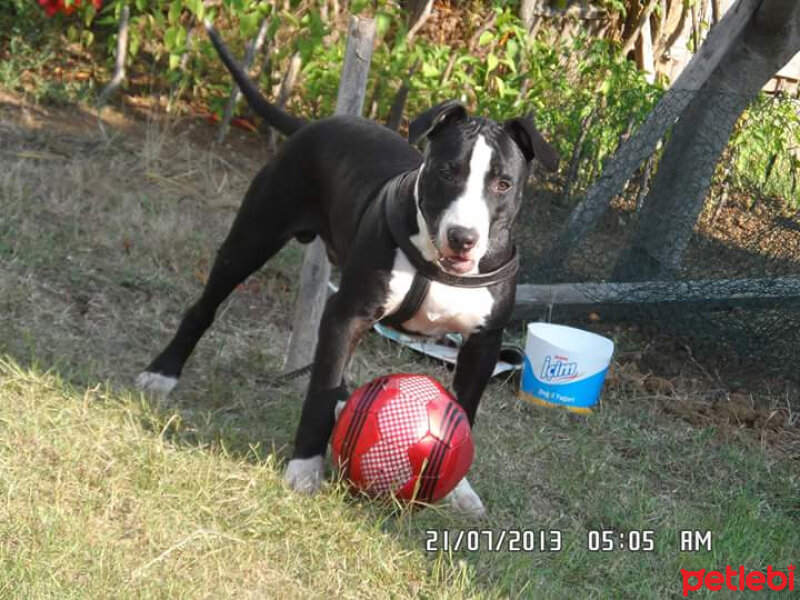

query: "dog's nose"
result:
(447, 227), (479, 253)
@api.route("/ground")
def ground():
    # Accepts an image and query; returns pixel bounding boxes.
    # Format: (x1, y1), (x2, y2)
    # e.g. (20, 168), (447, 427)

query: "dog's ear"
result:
(409, 100), (467, 144)
(504, 116), (559, 171)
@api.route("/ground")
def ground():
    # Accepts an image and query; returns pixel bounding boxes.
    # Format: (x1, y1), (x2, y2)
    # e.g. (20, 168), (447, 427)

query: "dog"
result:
(137, 23), (558, 517)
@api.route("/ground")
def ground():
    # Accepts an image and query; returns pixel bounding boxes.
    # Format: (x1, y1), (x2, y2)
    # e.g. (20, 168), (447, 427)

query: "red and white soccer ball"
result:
(331, 374), (474, 503)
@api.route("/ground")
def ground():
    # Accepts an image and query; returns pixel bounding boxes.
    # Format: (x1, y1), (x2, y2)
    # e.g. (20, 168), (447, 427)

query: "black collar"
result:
(381, 173), (519, 289)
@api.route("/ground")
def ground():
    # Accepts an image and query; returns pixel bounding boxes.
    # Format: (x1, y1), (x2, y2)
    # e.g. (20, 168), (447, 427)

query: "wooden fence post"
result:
(283, 16), (376, 371)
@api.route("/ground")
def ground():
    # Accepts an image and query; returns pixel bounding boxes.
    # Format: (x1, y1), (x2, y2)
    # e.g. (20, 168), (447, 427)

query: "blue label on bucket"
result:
(521, 355), (608, 409)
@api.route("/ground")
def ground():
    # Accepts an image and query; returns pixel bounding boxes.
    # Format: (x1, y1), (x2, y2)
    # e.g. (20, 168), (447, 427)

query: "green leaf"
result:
(84, 5), (96, 27)
(152, 10), (165, 29)
(478, 31), (494, 47)
(240, 12), (259, 38)
(81, 30), (95, 48)
(170, 53), (181, 71)
(66, 25), (80, 44)
(164, 27), (177, 51)
(376, 12), (392, 37)
(486, 53), (498, 73)
(268, 16), (282, 38)
(421, 62), (440, 78)
(176, 26), (187, 50)
(169, 0), (181, 24)
(194, 0), (205, 21)
(506, 38), (519, 61)
(495, 76), (506, 97)
(129, 29), (141, 57)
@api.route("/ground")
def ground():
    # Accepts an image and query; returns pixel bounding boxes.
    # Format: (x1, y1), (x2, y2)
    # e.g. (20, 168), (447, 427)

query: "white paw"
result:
(135, 371), (178, 396)
(443, 478), (487, 519)
(334, 400), (346, 422)
(284, 455), (325, 494)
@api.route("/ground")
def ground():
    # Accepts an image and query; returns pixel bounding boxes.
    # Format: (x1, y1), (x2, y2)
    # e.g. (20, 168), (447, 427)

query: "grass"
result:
(0, 94), (798, 598)
(0, 359), (477, 599)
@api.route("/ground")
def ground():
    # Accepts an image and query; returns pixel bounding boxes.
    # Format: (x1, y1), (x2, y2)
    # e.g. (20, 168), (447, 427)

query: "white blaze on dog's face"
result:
(435, 135), (493, 273)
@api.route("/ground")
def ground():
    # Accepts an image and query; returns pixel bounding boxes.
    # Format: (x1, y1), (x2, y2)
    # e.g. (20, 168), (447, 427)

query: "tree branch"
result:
(405, 0), (434, 41)
(96, 5), (130, 108)
(621, 0), (660, 57)
(217, 17), (271, 144)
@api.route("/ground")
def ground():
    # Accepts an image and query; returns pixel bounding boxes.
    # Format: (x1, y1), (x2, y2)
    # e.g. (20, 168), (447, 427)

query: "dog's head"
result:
(408, 100), (558, 275)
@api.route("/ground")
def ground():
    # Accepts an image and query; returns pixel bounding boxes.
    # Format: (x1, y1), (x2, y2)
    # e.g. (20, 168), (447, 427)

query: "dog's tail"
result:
(204, 21), (306, 136)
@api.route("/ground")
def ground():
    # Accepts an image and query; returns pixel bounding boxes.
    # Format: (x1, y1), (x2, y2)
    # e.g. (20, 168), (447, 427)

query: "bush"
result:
(730, 94), (800, 209)
(2, 0), (796, 209)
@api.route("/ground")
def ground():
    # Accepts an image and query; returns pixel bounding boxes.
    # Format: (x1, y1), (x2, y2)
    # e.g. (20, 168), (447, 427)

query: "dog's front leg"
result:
(444, 327), (504, 518)
(284, 291), (374, 493)
(453, 327), (503, 424)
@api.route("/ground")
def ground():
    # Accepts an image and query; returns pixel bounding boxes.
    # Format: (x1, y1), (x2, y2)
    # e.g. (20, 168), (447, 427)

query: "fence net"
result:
(514, 90), (800, 400)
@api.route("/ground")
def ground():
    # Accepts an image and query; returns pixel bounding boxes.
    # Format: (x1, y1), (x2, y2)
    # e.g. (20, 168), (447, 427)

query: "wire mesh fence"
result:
(514, 90), (800, 392)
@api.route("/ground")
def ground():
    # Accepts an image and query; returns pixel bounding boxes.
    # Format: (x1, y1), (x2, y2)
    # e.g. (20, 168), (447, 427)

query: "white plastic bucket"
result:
(519, 323), (615, 413)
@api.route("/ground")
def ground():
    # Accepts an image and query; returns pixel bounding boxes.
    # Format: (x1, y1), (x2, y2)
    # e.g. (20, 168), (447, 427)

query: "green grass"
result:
(0, 359), (479, 599)
(0, 96), (798, 599)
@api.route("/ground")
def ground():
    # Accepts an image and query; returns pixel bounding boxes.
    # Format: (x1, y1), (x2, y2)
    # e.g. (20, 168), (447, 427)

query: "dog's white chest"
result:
(384, 250), (495, 336)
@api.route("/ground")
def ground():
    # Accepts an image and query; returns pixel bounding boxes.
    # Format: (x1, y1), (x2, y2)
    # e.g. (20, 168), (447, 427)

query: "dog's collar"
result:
(381, 173), (519, 289)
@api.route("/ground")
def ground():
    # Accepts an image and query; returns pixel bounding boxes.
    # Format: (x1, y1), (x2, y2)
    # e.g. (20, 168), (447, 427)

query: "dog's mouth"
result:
(412, 216), (480, 275)
(438, 254), (476, 275)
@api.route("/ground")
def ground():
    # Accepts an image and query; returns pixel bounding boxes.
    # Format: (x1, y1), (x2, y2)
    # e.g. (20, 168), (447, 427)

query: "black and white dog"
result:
(137, 24), (558, 516)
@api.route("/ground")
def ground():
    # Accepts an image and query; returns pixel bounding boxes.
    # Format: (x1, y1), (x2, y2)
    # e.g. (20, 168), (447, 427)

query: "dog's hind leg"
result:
(137, 168), (308, 394)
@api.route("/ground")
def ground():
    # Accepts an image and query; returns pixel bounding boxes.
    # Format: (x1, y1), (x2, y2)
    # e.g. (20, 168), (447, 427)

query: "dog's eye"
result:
(493, 180), (512, 193)
(438, 166), (456, 181)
